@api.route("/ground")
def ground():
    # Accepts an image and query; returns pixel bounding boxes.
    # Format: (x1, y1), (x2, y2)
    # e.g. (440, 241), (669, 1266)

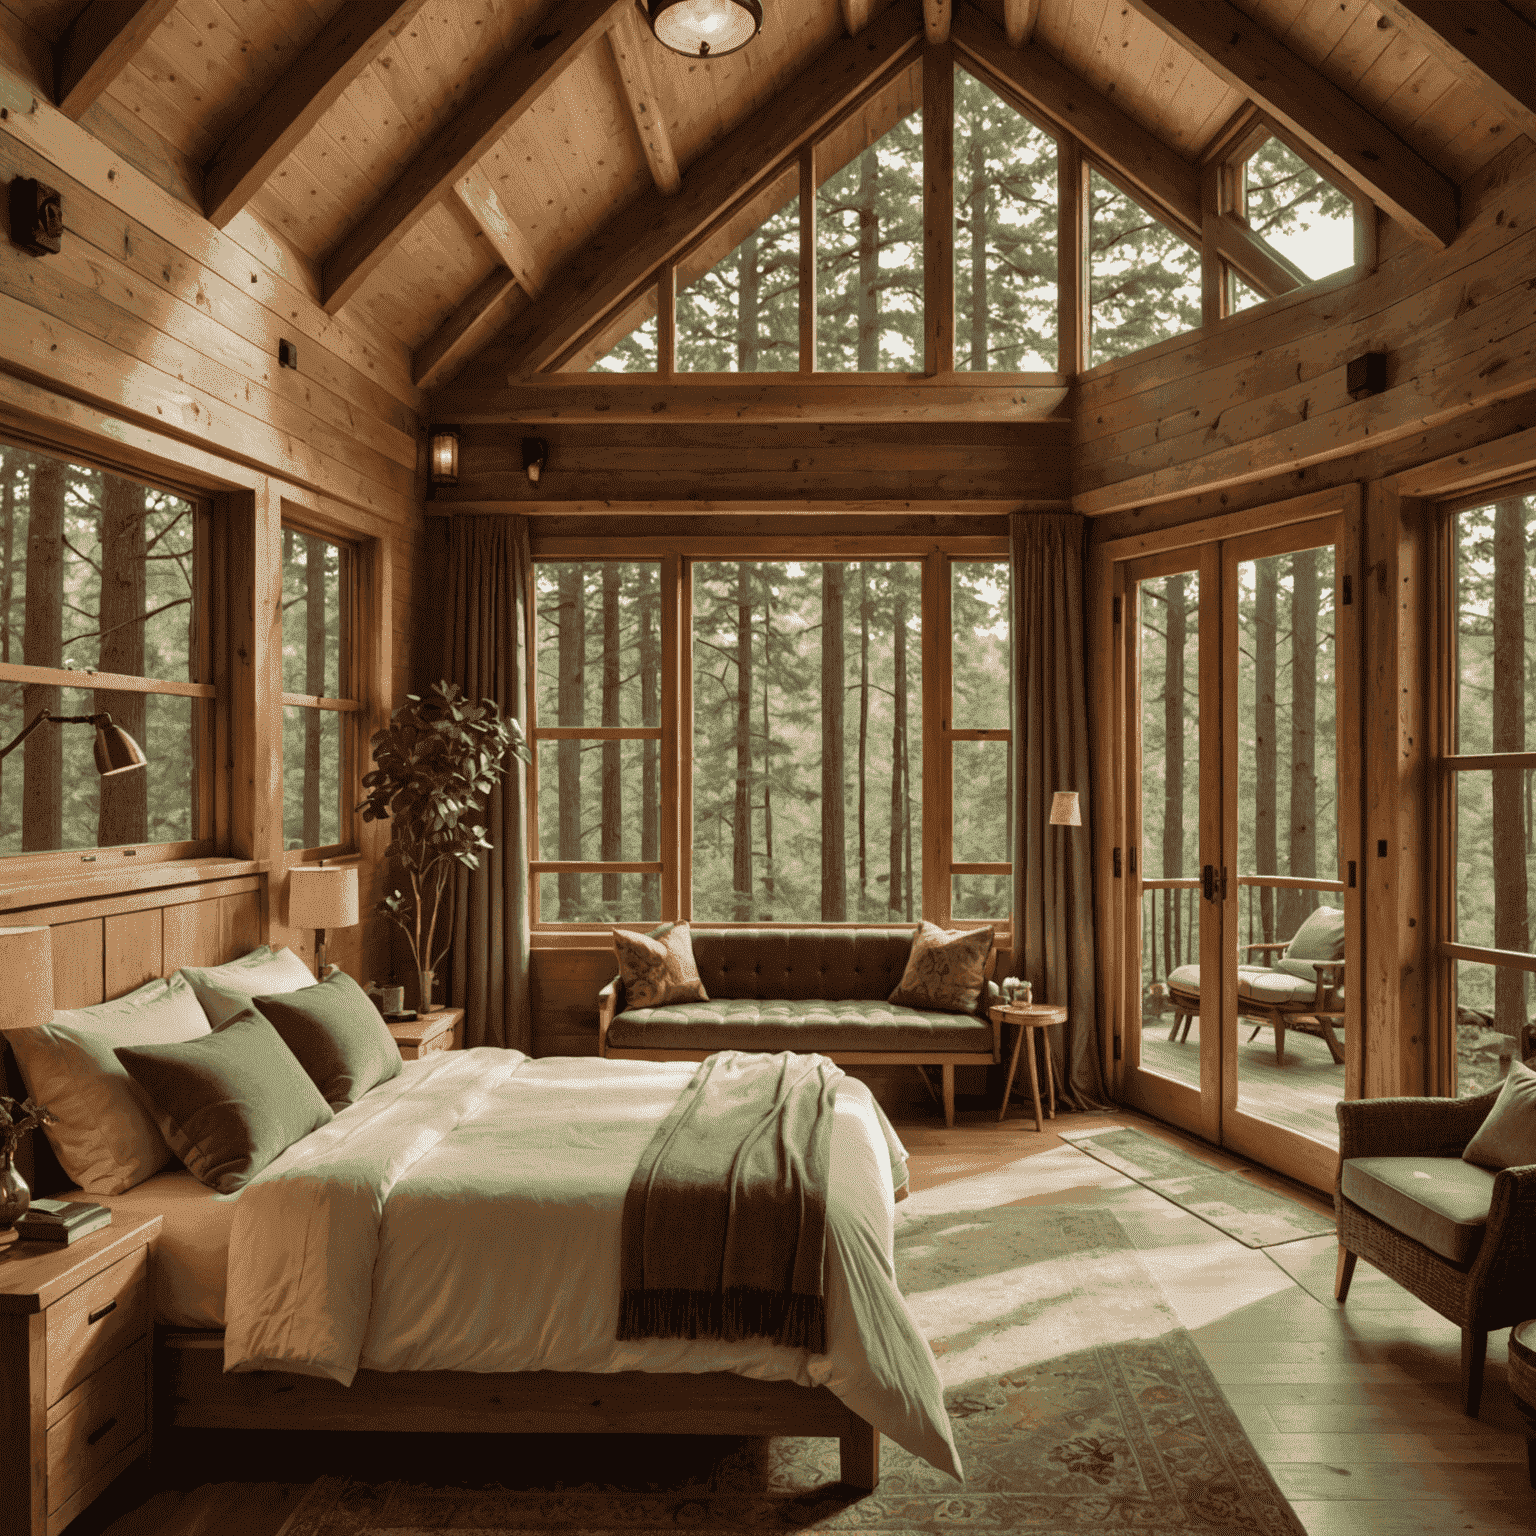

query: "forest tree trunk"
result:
(1255, 559), (1278, 943)
(890, 581), (908, 918)
(601, 564), (621, 905)
(556, 564), (585, 919)
(1284, 550), (1319, 935)
(639, 565), (659, 920)
(821, 564), (846, 920)
(22, 457), (63, 851)
(733, 564), (754, 919)
(857, 563), (869, 905)
(1163, 575), (1186, 975)
(302, 535), (326, 849)
(857, 152), (879, 371)
(736, 230), (760, 373)
(762, 583), (775, 904)
(1493, 499), (1529, 1039)
(0, 450), (13, 666)
(97, 476), (148, 847)
(969, 134), (988, 369)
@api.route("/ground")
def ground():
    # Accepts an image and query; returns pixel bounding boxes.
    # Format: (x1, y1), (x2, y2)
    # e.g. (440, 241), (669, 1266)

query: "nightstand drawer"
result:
(45, 1339), (147, 1518)
(46, 1247), (149, 1406)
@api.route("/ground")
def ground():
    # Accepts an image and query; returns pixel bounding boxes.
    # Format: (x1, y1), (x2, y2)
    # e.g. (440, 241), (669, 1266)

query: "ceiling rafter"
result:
(496, 0), (926, 381)
(608, 5), (682, 196)
(414, 267), (520, 388)
(321, 0), (627, 315)
(1370, 0), (1536, 144)
(1003, 0), (1039, 48)
(952, 6), (1200, 243)
(201, 0), (433, 229)
(1120, 0), (1458, 249)
(55, 0), (181, 121)
(925, 0), (951, 45)
(456, 167), (550, 296)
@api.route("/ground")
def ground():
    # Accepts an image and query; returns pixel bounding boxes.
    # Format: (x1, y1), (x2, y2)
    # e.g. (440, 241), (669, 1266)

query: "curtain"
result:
(1011, 512), (1105, 1108)
(442, 516), (532, 1052)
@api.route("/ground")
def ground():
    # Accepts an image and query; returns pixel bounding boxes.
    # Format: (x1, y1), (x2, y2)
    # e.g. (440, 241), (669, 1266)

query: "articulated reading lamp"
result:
(0, 709), (147, 775)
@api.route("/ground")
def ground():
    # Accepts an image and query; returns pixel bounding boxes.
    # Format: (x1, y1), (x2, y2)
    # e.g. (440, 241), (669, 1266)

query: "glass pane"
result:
(1136, 570), (1201, 1094)
(585, 289), (659, 374)
(1089, 170), (1201, 368)
(953, 873), (1008, 920)
(535, 739), (661, 865)
(282, 705), (343, 851)
(0, 448), (197, 683)
(1455, 960), (1526, 1097)
(691, 561), (921, 921)
(0, 684), (194, 852)
(1242, 137), (1354, 282)
(954, 65), (1057, 372)
(817, 96), (923, 372)
(1231, 273), (1264, 312)
(534, 563), (663, 729)
(677, 170), (798, 373)
(1453, 498), (1535, 756)
(1455, 769), (1536, 968)
(952, 560), (1010, 729)
(281, 528), (349, 699)
(952, 740), (1009, 862)
(539, 875), (659, 925)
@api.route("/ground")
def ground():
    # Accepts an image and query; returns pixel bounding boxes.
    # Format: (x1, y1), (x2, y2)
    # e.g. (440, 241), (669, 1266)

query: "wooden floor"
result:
(72, 1100), (1536, 1536)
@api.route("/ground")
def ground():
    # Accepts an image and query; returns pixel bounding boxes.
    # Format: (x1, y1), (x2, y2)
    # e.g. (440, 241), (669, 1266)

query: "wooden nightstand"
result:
(388, 1006), (465, 1059)
(0, 1212), (162, 1536)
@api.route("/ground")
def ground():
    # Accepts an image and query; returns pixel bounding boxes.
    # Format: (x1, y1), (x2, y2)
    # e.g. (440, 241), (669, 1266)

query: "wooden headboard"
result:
(1, 866), (266, 1195)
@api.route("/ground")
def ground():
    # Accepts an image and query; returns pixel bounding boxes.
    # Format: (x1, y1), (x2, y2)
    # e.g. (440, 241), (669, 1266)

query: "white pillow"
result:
(176, 944), (318, 1028)
(5, 973), (211, 1195)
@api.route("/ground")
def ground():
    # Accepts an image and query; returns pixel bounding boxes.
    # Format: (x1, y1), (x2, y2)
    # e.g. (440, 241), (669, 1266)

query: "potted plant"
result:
(0, 1094), (56, 1230)
(358, 681), (531, 1011)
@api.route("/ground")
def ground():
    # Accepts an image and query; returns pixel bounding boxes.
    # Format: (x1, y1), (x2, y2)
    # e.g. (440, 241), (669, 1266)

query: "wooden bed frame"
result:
(160, 1331), (881, 1489)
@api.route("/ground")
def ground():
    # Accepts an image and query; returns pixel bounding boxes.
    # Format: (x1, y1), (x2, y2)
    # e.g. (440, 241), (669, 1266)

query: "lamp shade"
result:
(93, 715), (148, 777)
(1049, 791), (1082, 827)
(288, 865), (360, 930)
(649, 0), (761, 57)
(0, 926), (54, 1030)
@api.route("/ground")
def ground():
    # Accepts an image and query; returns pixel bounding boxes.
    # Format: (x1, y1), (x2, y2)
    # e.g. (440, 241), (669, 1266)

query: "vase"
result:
(417, 968), (436, 1013)
(0, 1149), (29, 1231)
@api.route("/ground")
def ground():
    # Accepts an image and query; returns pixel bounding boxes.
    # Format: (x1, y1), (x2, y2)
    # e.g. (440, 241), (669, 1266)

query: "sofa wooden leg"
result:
(839, 1417), (880, 1490)
(1334, 1248), (1357, 1303)
(1463, 1328), (1488, 1418)
(942, 1064), (955, 1128)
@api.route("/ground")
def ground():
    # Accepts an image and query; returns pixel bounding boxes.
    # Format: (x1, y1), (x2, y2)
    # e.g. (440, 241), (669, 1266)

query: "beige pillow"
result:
(1464, 1059), (1536, 1171)
(5, 972), (211, 1194)
(177, 944), (318, 1028)
(614, 922), (709, 1009)
(888, 922), (995, 1015)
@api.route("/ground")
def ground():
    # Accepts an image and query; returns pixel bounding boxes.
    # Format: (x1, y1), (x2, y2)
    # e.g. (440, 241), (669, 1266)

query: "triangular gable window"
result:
(1240, 136), (1355, 284)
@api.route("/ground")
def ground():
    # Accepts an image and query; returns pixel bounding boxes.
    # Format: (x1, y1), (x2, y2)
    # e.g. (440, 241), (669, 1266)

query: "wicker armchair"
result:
(1335, 1091), (1536, 1417)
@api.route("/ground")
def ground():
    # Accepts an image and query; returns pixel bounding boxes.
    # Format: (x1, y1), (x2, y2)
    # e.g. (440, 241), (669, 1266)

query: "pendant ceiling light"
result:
(649, 0), (762, 58)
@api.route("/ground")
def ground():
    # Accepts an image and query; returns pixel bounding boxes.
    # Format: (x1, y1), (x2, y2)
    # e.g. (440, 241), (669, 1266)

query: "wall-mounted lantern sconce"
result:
(429, 425), (460, 487)
(522, 437), (548, 485)
(1346, 352), (1387, 402)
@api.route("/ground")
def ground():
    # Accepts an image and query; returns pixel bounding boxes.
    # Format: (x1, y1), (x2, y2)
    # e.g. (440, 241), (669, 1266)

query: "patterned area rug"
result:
(1059, 1128), (1335, 1248)
(275, 1206), (1304, 1535)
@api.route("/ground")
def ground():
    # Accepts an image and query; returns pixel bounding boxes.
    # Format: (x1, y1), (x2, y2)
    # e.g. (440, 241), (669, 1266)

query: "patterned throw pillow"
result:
(888, 922), (995, 1014)
(613, 922), (709, 1009)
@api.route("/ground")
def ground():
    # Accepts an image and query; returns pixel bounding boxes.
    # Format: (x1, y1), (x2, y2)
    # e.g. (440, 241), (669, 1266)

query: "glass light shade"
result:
(0, 926), (53, 1030)
(288, 865), (360, 930)
(1049, 791), (1082, 827)
(93, 716), (148, 777)
(650, 0), (761, 57)
(429, 426), (460, 487)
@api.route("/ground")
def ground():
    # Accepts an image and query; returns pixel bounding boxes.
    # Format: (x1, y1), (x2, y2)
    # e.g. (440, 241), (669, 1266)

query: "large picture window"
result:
(0, 441), (210, 861)
(528, 542), (1010, 935)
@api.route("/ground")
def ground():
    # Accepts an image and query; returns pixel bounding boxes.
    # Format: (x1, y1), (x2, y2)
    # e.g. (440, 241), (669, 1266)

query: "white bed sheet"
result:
(224, 1050), (960, 1479)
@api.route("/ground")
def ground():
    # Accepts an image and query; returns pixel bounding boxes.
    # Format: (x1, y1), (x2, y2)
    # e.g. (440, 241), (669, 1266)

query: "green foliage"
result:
(677, 196), (799, 372)
(358, 682), (530, 972)
(1242, 137), (1354, 281)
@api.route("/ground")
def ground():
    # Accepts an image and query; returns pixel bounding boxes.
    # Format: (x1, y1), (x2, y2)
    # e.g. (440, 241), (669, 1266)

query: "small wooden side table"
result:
(989, 1004), (1068, 1131)
(388, 1006), (465, 1059)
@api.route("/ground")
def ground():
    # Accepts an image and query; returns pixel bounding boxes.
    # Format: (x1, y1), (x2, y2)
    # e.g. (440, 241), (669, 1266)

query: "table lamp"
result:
(1050, 791), (1082, 827)
(287, 864), (359, 979)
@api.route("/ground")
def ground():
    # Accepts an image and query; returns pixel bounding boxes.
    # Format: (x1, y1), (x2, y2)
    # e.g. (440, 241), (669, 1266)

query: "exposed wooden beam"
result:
(414, 268), (519, 388)
(55, 0), (180, 120)
(202, 0), (433, 228)
(925, 0), (951, 45)
(499, 0), (925, 379)
(1371, 0), (1536, 144)
(1120, 0), (1458, 249)
(840, 0), (874, 36)
(1003, 0), (1040, 48)
(953, 7), (1200, 241)
(608, 6), (681, 195)
(1205, 211), (1305, 300)
(322, 0), (625, 314)
(456, 166), (549, 295)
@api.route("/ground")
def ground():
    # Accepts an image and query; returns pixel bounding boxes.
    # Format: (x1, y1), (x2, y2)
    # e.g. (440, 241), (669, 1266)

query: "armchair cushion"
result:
(1463, 1060), (1536, 1172)
(1277, 904), (1346, 985)
(1236, 967), (1325, 1005)
(1341, 1155), (1496, 1265)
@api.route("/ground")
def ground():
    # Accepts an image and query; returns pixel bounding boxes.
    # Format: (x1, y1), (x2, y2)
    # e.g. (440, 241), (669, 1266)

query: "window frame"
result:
(0, 433), (216, 877)
(526, 534), (1011, 943)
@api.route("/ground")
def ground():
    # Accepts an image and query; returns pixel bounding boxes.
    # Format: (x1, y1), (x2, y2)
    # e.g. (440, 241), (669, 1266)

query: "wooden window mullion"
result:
(923, 42), (955, 377)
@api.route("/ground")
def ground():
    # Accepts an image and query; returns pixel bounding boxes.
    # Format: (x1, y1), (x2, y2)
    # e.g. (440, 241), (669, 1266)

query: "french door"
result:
(1110, 504), (1361, 1191)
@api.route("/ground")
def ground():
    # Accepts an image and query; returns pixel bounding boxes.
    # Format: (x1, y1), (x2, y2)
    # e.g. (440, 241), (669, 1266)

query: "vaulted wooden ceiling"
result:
(10, 0), (1534, 395)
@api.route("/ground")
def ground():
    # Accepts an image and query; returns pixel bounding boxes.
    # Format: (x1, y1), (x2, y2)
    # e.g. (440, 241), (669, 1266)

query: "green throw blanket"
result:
(618, 1050), (840, 1354)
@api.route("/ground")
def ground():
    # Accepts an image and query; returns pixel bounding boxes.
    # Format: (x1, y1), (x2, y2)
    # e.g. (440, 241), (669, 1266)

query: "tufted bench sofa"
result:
(597, 927), (1000, 1128)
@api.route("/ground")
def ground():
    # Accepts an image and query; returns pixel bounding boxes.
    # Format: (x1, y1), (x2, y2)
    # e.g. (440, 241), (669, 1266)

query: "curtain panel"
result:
(1010, 512), (1105, 1108)
(442, 516), (532, 1052)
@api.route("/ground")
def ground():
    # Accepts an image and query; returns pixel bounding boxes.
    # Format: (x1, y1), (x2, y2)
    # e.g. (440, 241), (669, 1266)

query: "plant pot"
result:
(417, 969), (436, 1013)
(0, 1151), (30, 1231)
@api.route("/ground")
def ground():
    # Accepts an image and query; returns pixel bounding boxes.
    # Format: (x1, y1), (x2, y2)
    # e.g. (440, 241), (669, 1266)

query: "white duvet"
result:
(223, 1049), (961, 1479)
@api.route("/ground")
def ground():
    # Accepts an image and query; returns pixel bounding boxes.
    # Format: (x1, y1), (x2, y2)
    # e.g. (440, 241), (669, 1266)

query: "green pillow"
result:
(252, 970), (403, 1110)
(115, 1007), (333, 1193)
(1277, 904), (1346, 984)
(1464, 1059), (1536, 1172)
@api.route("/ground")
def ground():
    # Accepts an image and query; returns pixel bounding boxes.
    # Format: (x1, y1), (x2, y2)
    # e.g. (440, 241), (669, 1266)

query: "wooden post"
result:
(1057, 136), (1085, 377)
(923, 42), (955, 376)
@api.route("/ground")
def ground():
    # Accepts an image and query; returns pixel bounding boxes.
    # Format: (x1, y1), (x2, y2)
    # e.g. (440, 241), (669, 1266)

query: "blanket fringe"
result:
(618, 1286), (827, 1354)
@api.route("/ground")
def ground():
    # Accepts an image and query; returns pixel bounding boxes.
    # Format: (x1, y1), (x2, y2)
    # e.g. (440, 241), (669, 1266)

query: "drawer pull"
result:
(86, 1416), (117, 1447)
(87, 1300), (117, 1325)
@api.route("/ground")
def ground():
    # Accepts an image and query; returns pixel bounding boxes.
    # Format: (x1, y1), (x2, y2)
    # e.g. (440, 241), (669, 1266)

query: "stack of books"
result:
(14, 1198), (112, 1245)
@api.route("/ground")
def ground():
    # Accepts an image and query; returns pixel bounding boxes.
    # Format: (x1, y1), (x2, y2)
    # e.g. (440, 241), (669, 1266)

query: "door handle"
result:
(1202, 864), (1216, 902)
